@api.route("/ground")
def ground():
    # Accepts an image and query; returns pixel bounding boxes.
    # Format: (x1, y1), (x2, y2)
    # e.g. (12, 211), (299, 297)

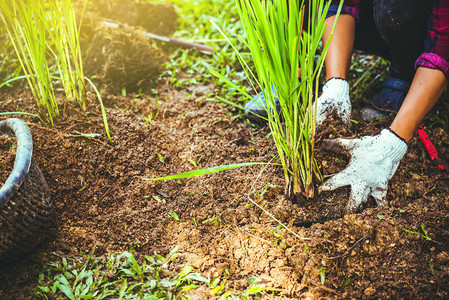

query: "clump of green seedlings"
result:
(0, 0), (110, 141)
(34, 247), (269, 299)
(214, 0), (343, 198)
(35, 247), (208, 299)
(0, 0), (58, 123)
(149, 0), (343, 200)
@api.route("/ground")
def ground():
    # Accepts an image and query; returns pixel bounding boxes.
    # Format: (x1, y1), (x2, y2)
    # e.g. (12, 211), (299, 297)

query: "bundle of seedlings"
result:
(0, 0), (111, 141)
(212, 0), (343, 199)
(0, 0), (59, 124)
(148, 0), (343, 202)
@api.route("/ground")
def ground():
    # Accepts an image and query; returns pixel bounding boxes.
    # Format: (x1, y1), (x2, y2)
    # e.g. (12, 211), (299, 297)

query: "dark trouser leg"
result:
(357, 0), (433, 120)
(353, 1), (390, 61)
(373, 0), (432, 81)
(355, 0), (432, 81)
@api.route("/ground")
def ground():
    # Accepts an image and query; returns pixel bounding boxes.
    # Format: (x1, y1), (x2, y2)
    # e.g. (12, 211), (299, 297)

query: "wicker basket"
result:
(0, 118), (52, 263)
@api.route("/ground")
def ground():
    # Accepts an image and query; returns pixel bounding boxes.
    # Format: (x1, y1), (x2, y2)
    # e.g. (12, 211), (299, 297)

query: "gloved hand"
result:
(318, 129), (407, 212)
(315, 78), (351, 126)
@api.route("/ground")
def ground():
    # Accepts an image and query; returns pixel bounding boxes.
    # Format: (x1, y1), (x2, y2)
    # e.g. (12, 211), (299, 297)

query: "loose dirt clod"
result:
(79, 0), (178, 92)
(84, 24), (164, 92)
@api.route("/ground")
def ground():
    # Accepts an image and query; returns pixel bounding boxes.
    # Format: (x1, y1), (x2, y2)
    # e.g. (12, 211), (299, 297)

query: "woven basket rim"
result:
(0, 118), (33, 210)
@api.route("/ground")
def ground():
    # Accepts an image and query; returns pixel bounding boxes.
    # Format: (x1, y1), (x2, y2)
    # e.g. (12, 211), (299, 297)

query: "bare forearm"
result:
(323, 14), (355, 80)
(390, 67), (447, 141)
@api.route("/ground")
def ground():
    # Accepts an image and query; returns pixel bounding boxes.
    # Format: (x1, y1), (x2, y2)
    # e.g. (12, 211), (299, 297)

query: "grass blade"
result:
(143, 162), (273, 181)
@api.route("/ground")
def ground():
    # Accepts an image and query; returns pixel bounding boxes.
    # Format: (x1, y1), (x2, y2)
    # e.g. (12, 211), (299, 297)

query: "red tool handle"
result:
(418, 126), (448, 172)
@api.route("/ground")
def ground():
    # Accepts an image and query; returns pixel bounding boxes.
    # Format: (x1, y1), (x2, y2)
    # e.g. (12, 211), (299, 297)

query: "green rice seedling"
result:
(147, 1), (342, 200)
(85, 77), (112, 142)
(144, 162), (269, 181)
(0, 0), (59, 124)
(213, 0), (343, 198)
(0, 0), (111, 141)
(47, 0), (88, 111)
(49, 0), (111, 141)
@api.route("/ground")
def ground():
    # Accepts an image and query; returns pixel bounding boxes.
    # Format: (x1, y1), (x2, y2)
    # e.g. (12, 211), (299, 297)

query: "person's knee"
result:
(373, 0), (431, 48)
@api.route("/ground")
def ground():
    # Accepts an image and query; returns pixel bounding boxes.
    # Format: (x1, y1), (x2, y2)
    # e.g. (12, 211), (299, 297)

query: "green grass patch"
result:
(35, 247), (210, 299)
(164, 0), (252, 104)
(34, 247), (270, 299)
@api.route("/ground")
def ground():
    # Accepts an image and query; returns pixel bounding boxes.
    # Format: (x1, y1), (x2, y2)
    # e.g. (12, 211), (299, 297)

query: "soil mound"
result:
(84, 24), (164, 92)
(79, 0), (178, 92)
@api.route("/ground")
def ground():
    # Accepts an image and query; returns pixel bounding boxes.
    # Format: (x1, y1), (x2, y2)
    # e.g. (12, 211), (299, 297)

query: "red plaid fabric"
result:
(328, 0), (449, 79)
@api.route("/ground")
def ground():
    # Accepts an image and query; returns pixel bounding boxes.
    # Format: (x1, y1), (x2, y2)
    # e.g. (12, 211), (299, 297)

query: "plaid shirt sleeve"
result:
(416, 0), (449, 80)
(327, 0), (361, 22)
(325, 1), (449, 79)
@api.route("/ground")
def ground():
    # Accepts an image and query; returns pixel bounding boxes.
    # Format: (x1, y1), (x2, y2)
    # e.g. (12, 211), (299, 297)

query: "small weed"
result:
(268, 230), (282, 238)
(142, 111), (157, 124)
(404, 224), (433, 241)
(247, 277), (261, 284)
(209, 277), (267, 299)
(202, 212), (224, 225)
(210, 278), (227, 296)
(169, 211), (180, 221)
(319, 267), (327, 285)
(268, 226), (283, 245)
(244, 285), (265, 297)
(253, 183), (277, 201)
(338, 277), (352, 290)
(429, 184), (437, 192)
(157, 153), (165, 164)
(429, 260), (437, 276)
(152, 195), (163, 203)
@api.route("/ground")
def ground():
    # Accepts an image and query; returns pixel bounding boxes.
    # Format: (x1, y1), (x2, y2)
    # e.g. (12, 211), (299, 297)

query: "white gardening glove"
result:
(318, 129), (407, 213)
(316, 78), (351, 126)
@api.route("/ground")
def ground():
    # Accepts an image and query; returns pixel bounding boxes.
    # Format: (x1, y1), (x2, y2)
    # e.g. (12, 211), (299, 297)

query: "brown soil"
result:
(0, 134), (16, 186)
(78, 0), (179, 93)
(84, 24), (164, 93)
(0, 78), (448, 298)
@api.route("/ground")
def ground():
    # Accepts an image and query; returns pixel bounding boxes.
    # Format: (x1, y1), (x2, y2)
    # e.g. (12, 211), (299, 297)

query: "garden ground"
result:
(0, 79), (448, 298)
(1, 0), (449, 298)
